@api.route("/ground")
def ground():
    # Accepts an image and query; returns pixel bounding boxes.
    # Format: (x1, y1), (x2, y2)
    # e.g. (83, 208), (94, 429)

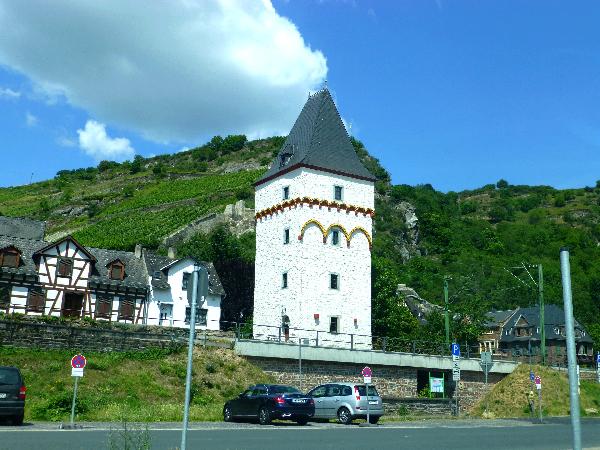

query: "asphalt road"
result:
(0, 418), (599, 450)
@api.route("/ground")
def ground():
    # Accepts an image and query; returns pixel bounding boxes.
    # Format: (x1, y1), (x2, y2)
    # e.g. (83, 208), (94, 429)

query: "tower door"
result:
(63, 292), (84, 317)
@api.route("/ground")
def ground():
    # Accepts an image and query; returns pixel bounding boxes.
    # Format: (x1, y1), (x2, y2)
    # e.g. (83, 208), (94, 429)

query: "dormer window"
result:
(107, 260), (125, 280)
(279, 144), (294, 168)
(0, 247), (20, 268)
(57, 258), (73, 278)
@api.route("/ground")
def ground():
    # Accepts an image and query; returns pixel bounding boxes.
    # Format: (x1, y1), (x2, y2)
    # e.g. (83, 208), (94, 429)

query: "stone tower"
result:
(253, 89), (376, 348)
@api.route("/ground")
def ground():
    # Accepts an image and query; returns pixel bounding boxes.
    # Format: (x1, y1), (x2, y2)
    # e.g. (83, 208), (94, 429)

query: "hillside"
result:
(471, 364), (600, 418)
(0, 346), (273, 422)
(1, 135), (599, 345)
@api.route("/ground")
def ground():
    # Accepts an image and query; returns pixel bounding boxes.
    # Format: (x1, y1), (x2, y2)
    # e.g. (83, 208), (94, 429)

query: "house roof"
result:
(500, 304), (593, 344)
(0, 235), (47, 279)
(143, 252), (226, 297)
(87, 247), (147, 291)
(256, 89), (375, 186)
(33, 235), (97, 262)
(484, 309), (516, 328)
(0, 216), (45, 240)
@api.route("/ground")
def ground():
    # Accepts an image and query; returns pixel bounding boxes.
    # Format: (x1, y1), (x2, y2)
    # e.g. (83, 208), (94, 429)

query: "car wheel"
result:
(258, 407), (271, 425)
(337, 407), (352, 425)
(368, 416), (380, 424)
(223, 406), (233, 422)
(13, 413), (24, 426)
(295, 417), (308, 426)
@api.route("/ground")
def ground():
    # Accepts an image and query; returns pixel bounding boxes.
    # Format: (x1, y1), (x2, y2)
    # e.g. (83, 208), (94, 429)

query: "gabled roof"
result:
(0, 235), (47, 280)
(105, 258), (125, 268)
(33, 235), (97, 262)
(256, 88), (376, 186)
(143, 252), (226, 297)
(0, 216), (45, 240)
(87, 247), (147, 290)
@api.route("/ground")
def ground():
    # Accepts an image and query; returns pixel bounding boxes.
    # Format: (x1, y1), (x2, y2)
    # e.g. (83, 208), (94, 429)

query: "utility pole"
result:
(444, 277), (450, 349)
(538, 264), (545, 365)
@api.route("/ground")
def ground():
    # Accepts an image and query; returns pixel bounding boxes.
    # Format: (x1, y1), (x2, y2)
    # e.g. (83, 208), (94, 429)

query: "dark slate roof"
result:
(0, 235), (47, 280)
(0, 216), (45, 240)
(484, 309), (516, 328)
(256, 89), (375, 185)
(143, 252), (226, 297)
(500, 304), (593, 344)
(87, 247), (147, 291)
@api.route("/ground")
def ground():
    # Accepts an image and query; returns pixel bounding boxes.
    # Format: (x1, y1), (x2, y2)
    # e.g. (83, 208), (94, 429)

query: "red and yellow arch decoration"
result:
(255, 197), (375, 221)
(298, 219), (372, 250)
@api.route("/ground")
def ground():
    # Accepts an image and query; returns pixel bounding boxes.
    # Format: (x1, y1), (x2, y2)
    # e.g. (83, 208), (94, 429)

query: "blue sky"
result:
(0, 1), (599, 192)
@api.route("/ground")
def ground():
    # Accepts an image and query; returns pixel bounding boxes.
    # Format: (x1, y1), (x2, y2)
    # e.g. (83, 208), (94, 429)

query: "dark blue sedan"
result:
(223, 384), (314, 425)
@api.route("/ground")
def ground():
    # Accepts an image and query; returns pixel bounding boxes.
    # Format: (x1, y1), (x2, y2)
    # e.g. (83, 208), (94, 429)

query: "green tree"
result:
(496, 179), (509, 189)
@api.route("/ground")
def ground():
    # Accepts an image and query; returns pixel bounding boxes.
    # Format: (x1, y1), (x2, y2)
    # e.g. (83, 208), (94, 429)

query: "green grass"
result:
(472, 364), (600, 418)
(0, 346), (273, 422)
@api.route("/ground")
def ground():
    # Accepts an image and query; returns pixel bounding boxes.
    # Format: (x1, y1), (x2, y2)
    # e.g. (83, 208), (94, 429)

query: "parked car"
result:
(0, 366), (26, 425)
(223, 384), (314, 425)
(307, 383), (383, 424)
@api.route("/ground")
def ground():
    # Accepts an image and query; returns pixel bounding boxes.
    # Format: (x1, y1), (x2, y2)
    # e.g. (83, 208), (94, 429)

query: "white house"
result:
(253, 88), (376, 349)
(144, 252), (225, 331)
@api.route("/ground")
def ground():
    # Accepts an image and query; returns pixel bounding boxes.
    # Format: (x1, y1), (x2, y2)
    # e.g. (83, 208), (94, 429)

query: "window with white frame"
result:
(182, 272), (190, 290)
(283, 186), (290, 200)
(334, 185), (343, 201)
(329, 316), (340, 334)
(282, 272), (288, 289)
(330, 273), (339, 290)
(283, 228), (290, 245)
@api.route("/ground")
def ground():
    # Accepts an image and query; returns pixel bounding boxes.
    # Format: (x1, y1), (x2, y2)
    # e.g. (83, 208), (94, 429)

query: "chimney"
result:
(134, 244), (142, 259)
(167, 247), (177, 259)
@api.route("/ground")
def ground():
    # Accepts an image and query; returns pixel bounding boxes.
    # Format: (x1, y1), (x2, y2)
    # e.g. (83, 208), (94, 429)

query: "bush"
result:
(496, 179), (509, 189)
(554, 194), (566, 207)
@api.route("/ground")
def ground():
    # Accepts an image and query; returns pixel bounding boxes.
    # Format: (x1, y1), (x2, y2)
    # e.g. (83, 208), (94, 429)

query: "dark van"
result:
(0, 366), (26, 425)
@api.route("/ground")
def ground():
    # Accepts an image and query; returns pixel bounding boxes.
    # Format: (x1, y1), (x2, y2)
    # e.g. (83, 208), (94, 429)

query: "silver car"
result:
(307, 382), (384, 424)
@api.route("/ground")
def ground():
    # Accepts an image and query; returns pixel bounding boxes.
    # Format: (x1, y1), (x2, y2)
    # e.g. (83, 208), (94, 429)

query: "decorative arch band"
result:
(298, 219), (372, 249)
(255, 197), (375, 221)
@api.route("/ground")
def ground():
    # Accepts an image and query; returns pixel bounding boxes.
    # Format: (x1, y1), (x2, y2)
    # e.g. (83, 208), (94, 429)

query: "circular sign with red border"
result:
(361, 366), (372, 377)
(71, 354), (87, 369)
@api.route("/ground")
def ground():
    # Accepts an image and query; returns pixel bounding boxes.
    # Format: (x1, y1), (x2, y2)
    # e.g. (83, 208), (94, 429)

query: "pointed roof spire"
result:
(256, 88), (375, 186)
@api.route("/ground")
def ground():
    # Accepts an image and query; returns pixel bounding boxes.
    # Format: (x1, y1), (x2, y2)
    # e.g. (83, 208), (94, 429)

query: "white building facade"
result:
(144, 254), (225, 331)
(253, 89), (376, 349)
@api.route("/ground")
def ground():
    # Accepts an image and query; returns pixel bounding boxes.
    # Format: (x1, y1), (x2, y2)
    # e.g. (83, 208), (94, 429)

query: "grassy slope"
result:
(0, 346), (273, 422)
(472, 364), (600, 418)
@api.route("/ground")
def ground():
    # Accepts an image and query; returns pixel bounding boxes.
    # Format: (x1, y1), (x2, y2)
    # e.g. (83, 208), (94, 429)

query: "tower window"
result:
(329, 316), (339, 334)
(284, 228), (290, 245)
(334, 185), (343, 201)
(283, 186), (290, 200)
(330, 273), (339, 290)
(332, 230), (340, 246)
(282, 272), (288, 289)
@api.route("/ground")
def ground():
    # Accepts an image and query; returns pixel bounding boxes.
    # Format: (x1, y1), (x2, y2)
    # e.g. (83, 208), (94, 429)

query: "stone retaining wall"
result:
(0, 319), (233, 352)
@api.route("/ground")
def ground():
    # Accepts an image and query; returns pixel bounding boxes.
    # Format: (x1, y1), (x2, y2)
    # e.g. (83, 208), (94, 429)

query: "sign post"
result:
(181, 264), (208, 450)
(451, 343), (460, 415)
(535, 375), (542, 423)
(69, 354), (86, 426)
(597, 353), (600, 384)
(361, 367), (372, 426)
(480, 352), (493, 413)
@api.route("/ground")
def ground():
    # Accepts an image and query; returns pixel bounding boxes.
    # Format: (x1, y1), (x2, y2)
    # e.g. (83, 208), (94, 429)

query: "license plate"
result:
(0, 393), (6, 399)
(369, 401), (378, 405)
(292, 399), (306, 403)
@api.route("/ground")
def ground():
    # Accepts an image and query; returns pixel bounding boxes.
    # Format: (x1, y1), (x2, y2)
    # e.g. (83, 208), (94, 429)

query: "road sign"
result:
(451, 343), (460, 358)
(362, 366), (372, 384)
(187, 265), (208, 306)
(71, 367), (83, 377)
(452, 362), (461, 381)
(596, 353), (600, 364)
(535, 375), (541, 390)
(530, 371), (535, 382)
(71, 354), (87, 369)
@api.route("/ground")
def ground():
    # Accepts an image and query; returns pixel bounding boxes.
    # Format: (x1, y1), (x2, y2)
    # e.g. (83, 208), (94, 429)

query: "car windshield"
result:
(355, 385), (378, 396)
(269, 385), (300, 394)
(0, 368), (20, 385)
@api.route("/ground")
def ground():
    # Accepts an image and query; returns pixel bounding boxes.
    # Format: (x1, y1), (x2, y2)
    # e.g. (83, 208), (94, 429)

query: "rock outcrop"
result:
(394, 201), (421, 262)
(396, 283), (442, 324)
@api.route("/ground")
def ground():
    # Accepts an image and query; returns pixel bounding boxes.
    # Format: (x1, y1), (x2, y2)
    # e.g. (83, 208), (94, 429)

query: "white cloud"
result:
(0, 87), (20, 99)
(77, 120), (135, 161)
(25, 112), (38, 127)
(56, 135), (76, 148)
(0, 1), (327, 144)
